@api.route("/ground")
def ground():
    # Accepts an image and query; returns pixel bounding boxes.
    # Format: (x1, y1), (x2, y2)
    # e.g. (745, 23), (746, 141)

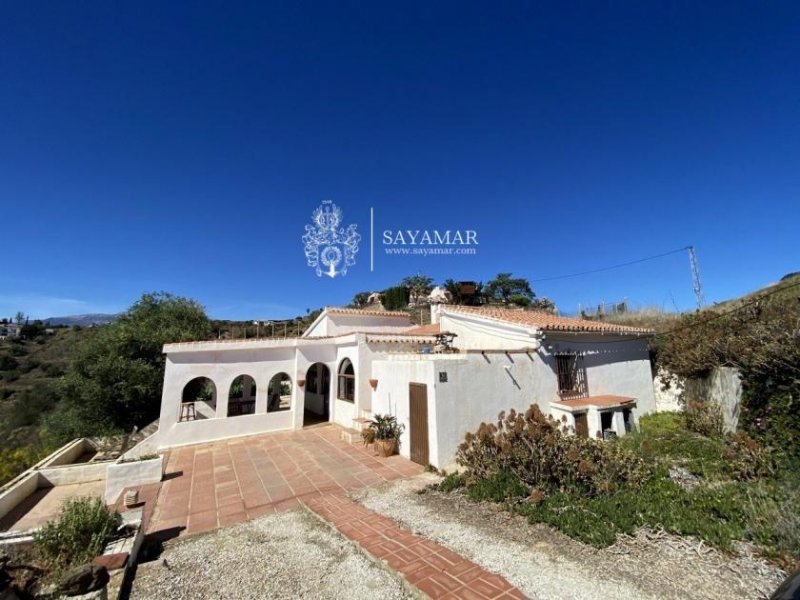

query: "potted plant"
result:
(368, 414), (404, 457)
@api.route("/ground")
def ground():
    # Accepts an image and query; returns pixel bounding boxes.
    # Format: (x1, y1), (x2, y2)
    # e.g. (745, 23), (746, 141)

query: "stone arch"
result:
(303, 363), (330, 426)
(337, 358), (355, 403)
(180, 376), (217, 421)
(228, 374), (257, 417)
(267, 372), (292, 412)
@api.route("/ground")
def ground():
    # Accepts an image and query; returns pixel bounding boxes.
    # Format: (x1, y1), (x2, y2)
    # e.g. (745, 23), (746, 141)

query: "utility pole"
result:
(687, 245), (706, 309)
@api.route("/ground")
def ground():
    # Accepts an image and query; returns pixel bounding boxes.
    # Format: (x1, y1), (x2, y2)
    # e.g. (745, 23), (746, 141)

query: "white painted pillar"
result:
(215, 377), (231, 419)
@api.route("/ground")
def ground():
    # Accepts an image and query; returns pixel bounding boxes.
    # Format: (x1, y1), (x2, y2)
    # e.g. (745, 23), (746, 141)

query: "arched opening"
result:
(267, 372), (292, 412)
(303, 362), (330, 426)
(337, 358), (355, 403)
(180, 377), (216, 421)
(228, 374), (256, 417)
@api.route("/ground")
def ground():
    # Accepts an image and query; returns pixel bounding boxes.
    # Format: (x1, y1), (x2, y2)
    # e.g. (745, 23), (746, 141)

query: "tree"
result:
(381, 285), (410, 311)
(402, 274), (434, 298)
(45, 292), (212, 442)
(350, 292), (372, 308)
(443, 279), (462, 304)
(530, 297), (557, 313)
(486, 273), (535, 305)
(20, 319), (45, 339)
(14, 311), (25, 326)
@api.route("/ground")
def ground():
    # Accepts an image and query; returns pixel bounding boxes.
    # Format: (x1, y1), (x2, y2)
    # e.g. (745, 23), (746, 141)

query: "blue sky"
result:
(2, 2), (798, 320)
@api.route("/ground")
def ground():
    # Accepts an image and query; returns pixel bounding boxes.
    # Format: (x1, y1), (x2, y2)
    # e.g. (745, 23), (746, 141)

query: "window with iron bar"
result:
(556, 352), (588, 398)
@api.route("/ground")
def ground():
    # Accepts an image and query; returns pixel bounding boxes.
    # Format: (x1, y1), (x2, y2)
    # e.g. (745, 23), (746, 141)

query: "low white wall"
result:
(0, 472), (40, 521)
(40, 438), (93, 467)
(371, 359), (436, 464)
(431, 352), (554, 469)
(39, 462), (109, 486)
(105, 456), (164, 504)
(156, 411), (295, 450)
(333, 398), (356, 427)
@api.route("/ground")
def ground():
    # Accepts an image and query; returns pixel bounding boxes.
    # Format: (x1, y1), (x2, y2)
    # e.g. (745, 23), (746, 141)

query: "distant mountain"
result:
(42, 313), (120, 326)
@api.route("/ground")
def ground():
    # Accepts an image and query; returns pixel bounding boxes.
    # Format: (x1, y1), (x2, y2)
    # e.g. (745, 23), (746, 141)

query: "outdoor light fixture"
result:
(297, 379), (305, 388)
(369, 378), (378, 390)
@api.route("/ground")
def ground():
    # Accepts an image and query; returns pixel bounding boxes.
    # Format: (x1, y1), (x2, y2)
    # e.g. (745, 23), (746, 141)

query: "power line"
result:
(532, 247), (690, 283)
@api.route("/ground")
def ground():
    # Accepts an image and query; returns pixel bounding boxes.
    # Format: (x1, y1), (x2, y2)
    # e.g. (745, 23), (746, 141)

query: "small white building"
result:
(147, 305), (655, 468)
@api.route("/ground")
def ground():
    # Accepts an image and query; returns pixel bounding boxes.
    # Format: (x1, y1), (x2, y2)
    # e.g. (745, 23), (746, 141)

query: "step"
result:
(339, 426), (363, 444)
(352, 417), (372, 432)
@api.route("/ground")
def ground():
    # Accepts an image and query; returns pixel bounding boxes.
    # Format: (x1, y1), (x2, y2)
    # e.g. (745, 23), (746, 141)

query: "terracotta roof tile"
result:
(325, 307), (410, 318)
(405, 323), (441, 335)
(443, 305), (653, 334)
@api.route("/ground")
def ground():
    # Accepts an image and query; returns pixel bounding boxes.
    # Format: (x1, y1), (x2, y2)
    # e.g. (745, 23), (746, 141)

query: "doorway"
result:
(303, 363), (330, 426)
(574, 412), (589, 438)
(409, 383), (429, 466)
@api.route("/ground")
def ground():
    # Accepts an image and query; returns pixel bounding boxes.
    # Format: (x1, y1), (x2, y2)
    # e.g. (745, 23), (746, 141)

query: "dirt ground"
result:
(354, 474), (786, 600)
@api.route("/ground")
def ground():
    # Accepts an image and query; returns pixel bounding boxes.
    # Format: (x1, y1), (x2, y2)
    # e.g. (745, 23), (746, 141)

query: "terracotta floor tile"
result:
(417, 577), (451, 599)
(443, 586), (493, 600)
(219, 511), (247, 528)
(469, 577), (507, 599)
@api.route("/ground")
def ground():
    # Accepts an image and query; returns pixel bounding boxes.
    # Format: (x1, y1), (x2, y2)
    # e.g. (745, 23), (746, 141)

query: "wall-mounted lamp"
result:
(297, 379), (306, 388)
(369, 378), (378, 390)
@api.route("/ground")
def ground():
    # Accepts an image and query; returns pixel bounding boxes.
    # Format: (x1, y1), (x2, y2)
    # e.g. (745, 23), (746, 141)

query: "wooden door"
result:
(574, 412), (589, 438)
(409, 383), (429, 466)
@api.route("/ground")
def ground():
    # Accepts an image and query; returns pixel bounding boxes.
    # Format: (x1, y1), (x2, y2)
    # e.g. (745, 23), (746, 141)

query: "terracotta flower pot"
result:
(374, 438), (398, 457)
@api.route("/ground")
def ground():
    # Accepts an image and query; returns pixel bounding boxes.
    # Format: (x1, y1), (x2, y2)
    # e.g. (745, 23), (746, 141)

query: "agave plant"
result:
(368, 414), (404, 440)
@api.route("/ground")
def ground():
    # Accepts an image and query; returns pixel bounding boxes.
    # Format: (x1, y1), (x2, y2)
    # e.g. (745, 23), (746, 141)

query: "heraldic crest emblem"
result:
(302, 201), (361, 278)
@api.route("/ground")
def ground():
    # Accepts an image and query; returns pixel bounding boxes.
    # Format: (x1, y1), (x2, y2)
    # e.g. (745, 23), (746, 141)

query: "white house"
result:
(145, 305), (655, 468)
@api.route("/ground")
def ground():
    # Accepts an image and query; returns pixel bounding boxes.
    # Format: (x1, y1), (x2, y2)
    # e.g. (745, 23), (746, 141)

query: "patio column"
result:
(215, 377), (230, 418)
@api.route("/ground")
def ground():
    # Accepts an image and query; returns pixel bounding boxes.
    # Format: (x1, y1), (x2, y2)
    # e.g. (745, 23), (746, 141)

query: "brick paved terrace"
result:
(148, 425), (423, 537)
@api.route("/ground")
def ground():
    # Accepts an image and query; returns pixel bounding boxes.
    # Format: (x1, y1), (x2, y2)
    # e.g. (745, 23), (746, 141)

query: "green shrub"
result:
(517, 476), (748, 550)
(34, 497), (121, 572)
(746, 479), (800, 569)
(437, 471), (467, 492)
(0, 445), (50, 485)
(723, 431), (776, 481)
(457, 406), (649, 497)
(0, 354), (19, 370)
(368, 414), (404, 440)
(467, 470), (527, 503)
(685, 399), (724, 437)
(9, 384), (61, 428)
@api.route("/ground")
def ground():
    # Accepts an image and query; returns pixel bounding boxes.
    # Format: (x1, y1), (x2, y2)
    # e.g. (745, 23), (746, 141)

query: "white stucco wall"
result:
(439, 312), (542, 350)
(105, 456), (164, 504)
(429, 351), (555, 469)
(371, 334), (656, 469)
(542, 334), (656, 415)
(0, 472), (40, 522)
(370, 357), (437, 463)
(304, 313), (411, 338)
(155, 339), (344, 449)
(654, 368), (684, 412)
(153, 318), (656, 461)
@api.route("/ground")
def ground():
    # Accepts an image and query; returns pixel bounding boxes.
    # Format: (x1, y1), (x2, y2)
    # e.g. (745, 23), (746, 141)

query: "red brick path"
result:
(148, 425), (423, 537)
(305, 494), (529, 600)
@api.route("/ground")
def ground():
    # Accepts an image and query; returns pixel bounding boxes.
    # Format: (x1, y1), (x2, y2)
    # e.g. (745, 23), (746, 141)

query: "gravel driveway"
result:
(129, 508), (411, 600)
(354, 474), (785, 600)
